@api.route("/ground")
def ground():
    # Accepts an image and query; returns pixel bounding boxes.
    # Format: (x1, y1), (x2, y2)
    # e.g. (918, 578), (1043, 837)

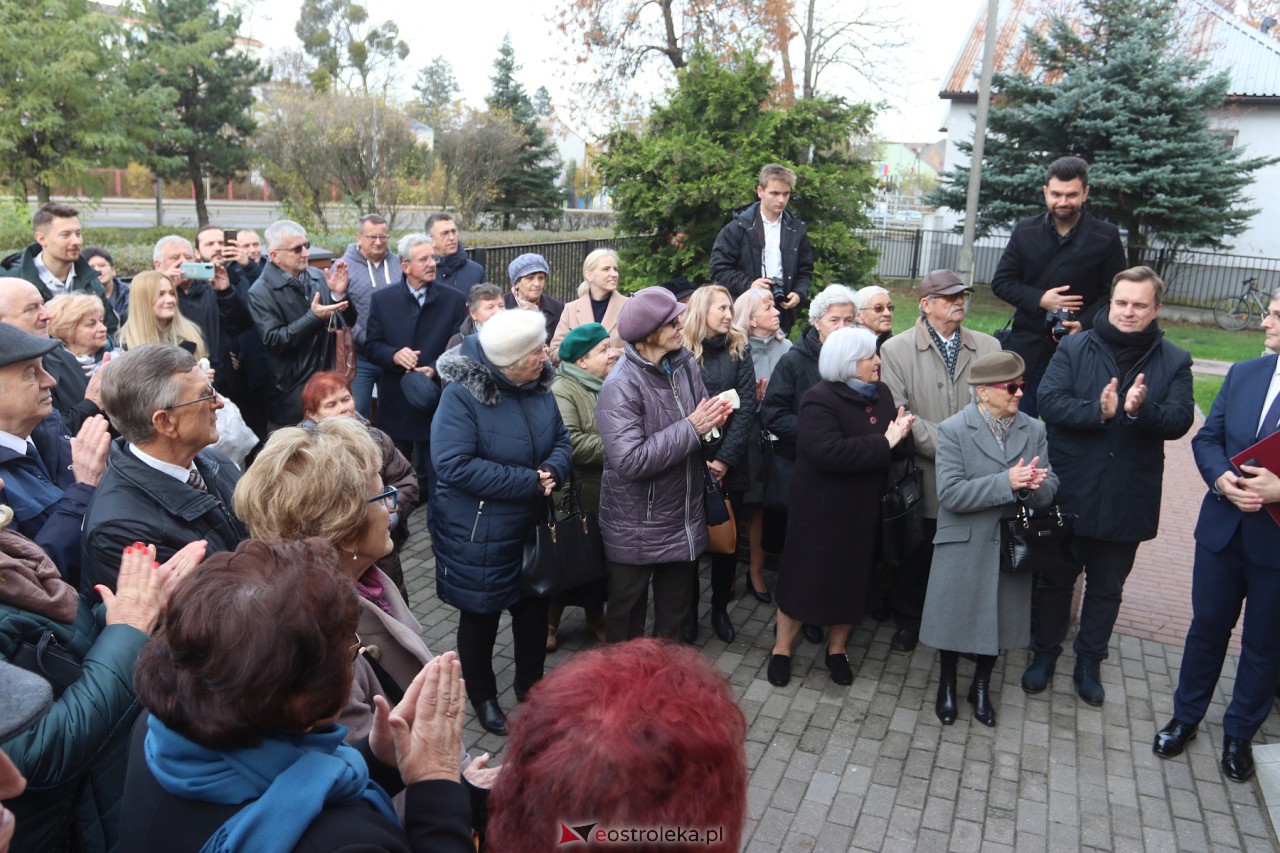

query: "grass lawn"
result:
(878, 279), (1262, 415)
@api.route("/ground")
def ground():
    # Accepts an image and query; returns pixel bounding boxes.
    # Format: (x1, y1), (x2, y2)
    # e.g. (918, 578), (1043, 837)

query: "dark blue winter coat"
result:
(365, 279), (467, 443)
(429, 336), (571, 614)
(0, 413), (94, 587)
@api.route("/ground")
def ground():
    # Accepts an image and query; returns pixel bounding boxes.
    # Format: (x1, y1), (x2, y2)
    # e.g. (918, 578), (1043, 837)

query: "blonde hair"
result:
(682, 284), (748, 364)
(118, 271), (208, 359)
(234, 417), (381, 549)
(732, 289), (786, 342)
(45, 293), (104, 346)
(578, 248), (621, 297)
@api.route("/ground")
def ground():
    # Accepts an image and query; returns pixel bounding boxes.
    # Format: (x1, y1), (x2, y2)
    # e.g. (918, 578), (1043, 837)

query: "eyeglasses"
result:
(350, 636), (363, 660)
(280, 242), (311, 254)
(368, 484), (398, 510)
(166, 382), (218, 410)
(986, 381), (1027, 395)
(363, 234), (390, 242)
(928, 292), (968, 303)
(865, 303), (895, 314)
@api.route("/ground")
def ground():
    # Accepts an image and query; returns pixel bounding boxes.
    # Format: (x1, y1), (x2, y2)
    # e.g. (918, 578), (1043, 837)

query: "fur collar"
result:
(437, 343), (554, 407)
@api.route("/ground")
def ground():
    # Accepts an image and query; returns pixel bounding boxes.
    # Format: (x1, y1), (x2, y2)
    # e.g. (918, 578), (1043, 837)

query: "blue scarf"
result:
(145, 716), (397, 853)
(845, 378), (878, 399)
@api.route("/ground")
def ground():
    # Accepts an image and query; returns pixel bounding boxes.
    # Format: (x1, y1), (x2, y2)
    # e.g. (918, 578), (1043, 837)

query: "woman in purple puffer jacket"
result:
(595, 287), (732, 643)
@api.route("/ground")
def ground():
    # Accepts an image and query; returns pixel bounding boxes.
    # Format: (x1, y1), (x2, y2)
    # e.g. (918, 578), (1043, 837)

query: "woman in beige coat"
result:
(551, 248), (627, 359)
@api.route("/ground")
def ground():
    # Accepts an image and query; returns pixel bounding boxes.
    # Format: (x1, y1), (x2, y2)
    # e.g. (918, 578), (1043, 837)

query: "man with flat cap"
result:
(879, 270), (1002, 652)
(0, 323), (110, 587)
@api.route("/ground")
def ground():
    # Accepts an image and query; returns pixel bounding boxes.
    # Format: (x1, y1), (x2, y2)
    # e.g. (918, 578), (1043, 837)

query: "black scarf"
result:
(1093, 310), (1161, 382)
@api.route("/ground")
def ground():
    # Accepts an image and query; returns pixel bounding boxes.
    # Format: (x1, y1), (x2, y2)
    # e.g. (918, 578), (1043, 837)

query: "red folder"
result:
(1231, 430), (1280, 526)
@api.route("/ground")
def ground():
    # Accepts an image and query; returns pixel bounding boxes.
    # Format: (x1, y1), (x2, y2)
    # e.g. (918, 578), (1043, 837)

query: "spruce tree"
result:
(933, 0), (1275, 261)
(484, 37), (563, 229)
(128, 0), (268, 225)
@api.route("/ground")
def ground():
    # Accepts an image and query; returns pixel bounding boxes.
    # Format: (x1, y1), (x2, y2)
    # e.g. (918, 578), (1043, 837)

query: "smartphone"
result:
(180, 262), (216, 281)
(223, 228), (237, 245)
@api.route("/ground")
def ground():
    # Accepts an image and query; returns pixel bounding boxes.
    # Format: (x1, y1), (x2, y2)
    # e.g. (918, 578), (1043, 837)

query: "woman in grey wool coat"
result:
(920, 351), (1058, 728)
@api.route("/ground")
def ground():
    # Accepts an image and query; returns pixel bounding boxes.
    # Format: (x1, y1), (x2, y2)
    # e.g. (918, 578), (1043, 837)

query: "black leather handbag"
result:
(880, 459), (926, 567)
(520, 477), (607, 597)
(999, 503), (1078, 574)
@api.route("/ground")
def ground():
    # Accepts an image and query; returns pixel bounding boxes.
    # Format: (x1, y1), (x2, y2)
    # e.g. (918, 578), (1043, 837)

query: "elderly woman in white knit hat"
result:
(920, 350), (1057, 729)
(596, 286), (733, 643)
(430, 308), (573, 736)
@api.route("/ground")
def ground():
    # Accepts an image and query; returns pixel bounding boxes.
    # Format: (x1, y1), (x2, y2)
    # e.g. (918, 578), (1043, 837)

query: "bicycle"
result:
(1213, 276), (1266, 331)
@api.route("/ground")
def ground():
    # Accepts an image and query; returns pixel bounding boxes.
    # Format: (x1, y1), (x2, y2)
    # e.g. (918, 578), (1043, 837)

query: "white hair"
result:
(854, 285), (890, 311)
(152, 235), (192, 263)
(818, 326), (878, 382)
(398, 233), (432, 258)
(264, 220), (307, 251)
(808, 284), (857, 324)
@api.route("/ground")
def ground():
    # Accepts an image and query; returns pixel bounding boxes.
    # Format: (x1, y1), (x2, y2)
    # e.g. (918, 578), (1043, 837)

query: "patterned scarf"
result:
(926, 322), (961, 378)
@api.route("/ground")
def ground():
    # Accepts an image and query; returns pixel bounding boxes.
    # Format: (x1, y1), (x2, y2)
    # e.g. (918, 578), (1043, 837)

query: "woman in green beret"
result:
(546, 323), (618, 650)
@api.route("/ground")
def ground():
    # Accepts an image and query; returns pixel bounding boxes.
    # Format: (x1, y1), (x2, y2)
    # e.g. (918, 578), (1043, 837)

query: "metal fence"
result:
(857, 228), (1280, 308)
(465, 237), (643, 304)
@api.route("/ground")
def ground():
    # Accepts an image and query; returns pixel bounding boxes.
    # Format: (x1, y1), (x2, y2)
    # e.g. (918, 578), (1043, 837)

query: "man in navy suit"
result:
(364, 233), (467, 497)
(1153, 291), (1280, 782)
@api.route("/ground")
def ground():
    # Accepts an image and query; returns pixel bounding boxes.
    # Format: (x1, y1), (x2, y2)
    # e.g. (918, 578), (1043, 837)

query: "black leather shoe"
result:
(711, 609), (736, 643)
(752, 588), (772, 604)
(967, 679), (997, 727)
(1020, 652), (1058, 694)
(1152, 718), (1197, 758)
(473, 699), (507, 736)
(802, 624), (824, 644)
(825, 652), (853, 686)
(682, 610), (698, 644)
(1074, 657), (1105, 706)
(890, 627), (918, 653)
(767, 653), (791, 687)
(936, 678), (958, 725)
(1222, 736), (1255, 782)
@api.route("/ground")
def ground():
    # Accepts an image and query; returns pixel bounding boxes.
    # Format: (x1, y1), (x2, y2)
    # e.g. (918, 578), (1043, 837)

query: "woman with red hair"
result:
(300, 371), (419, 599)
(487, 639), (747, 852)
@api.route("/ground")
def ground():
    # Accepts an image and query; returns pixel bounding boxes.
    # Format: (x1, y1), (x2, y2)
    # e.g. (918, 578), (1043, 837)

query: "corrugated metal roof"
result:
(941, 0), (1280, 98)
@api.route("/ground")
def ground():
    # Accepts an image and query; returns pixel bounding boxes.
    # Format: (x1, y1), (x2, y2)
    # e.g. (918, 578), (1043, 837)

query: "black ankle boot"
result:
(967, 678), (996, 727)
(936, 673), (958, 725)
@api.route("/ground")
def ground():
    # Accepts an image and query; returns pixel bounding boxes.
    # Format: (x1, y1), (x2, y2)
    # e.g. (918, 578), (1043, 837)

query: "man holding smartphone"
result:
(154, 233), (251, 389)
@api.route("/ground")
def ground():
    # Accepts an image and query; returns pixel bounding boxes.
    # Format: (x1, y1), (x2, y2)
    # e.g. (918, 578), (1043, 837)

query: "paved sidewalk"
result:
(398, 420), (1279, 851)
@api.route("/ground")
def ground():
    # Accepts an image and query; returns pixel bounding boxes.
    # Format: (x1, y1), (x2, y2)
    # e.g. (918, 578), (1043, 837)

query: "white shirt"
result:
(33, 252), (73, 296)
(761, 213), (783, 280)
(128, 443), (196, 484)
(0, 430), (32, 455)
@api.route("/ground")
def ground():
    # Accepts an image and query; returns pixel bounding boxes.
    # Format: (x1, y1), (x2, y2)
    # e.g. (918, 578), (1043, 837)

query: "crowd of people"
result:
(0, 154), (1274, 852)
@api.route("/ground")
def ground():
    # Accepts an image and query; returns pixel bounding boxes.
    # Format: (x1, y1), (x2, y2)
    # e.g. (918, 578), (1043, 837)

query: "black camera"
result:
(770, 276), (787, 309)
(1046, 308), (1077, 341)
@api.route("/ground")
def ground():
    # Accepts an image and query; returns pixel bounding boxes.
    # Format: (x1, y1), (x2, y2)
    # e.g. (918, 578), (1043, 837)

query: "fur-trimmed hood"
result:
(436, 336), (554, 406)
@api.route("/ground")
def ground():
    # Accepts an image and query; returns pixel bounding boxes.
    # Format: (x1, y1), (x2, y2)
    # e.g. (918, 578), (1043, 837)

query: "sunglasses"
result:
(986, 381), (1028, 394)
(279, 242), (311, 254)
(865, 303), (894, 314)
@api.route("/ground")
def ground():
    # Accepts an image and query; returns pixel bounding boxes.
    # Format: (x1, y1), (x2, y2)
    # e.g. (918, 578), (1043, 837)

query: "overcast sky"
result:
(242, 0), (981, 144)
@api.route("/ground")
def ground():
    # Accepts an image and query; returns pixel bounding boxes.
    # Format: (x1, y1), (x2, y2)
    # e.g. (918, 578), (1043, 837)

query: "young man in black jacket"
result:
(710, 163), (814, 334)
(990, 156), (1127, 416)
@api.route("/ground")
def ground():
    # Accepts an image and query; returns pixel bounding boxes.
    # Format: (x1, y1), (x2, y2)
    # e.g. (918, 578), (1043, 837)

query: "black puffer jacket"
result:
(696, 335), (757, 493)
(80, 440), (247, 595)
(247, 262), (357, 425)
(0, 595), (147, 853)
(760, 326), (822, 458)
(1037, 325), (1194, 541)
